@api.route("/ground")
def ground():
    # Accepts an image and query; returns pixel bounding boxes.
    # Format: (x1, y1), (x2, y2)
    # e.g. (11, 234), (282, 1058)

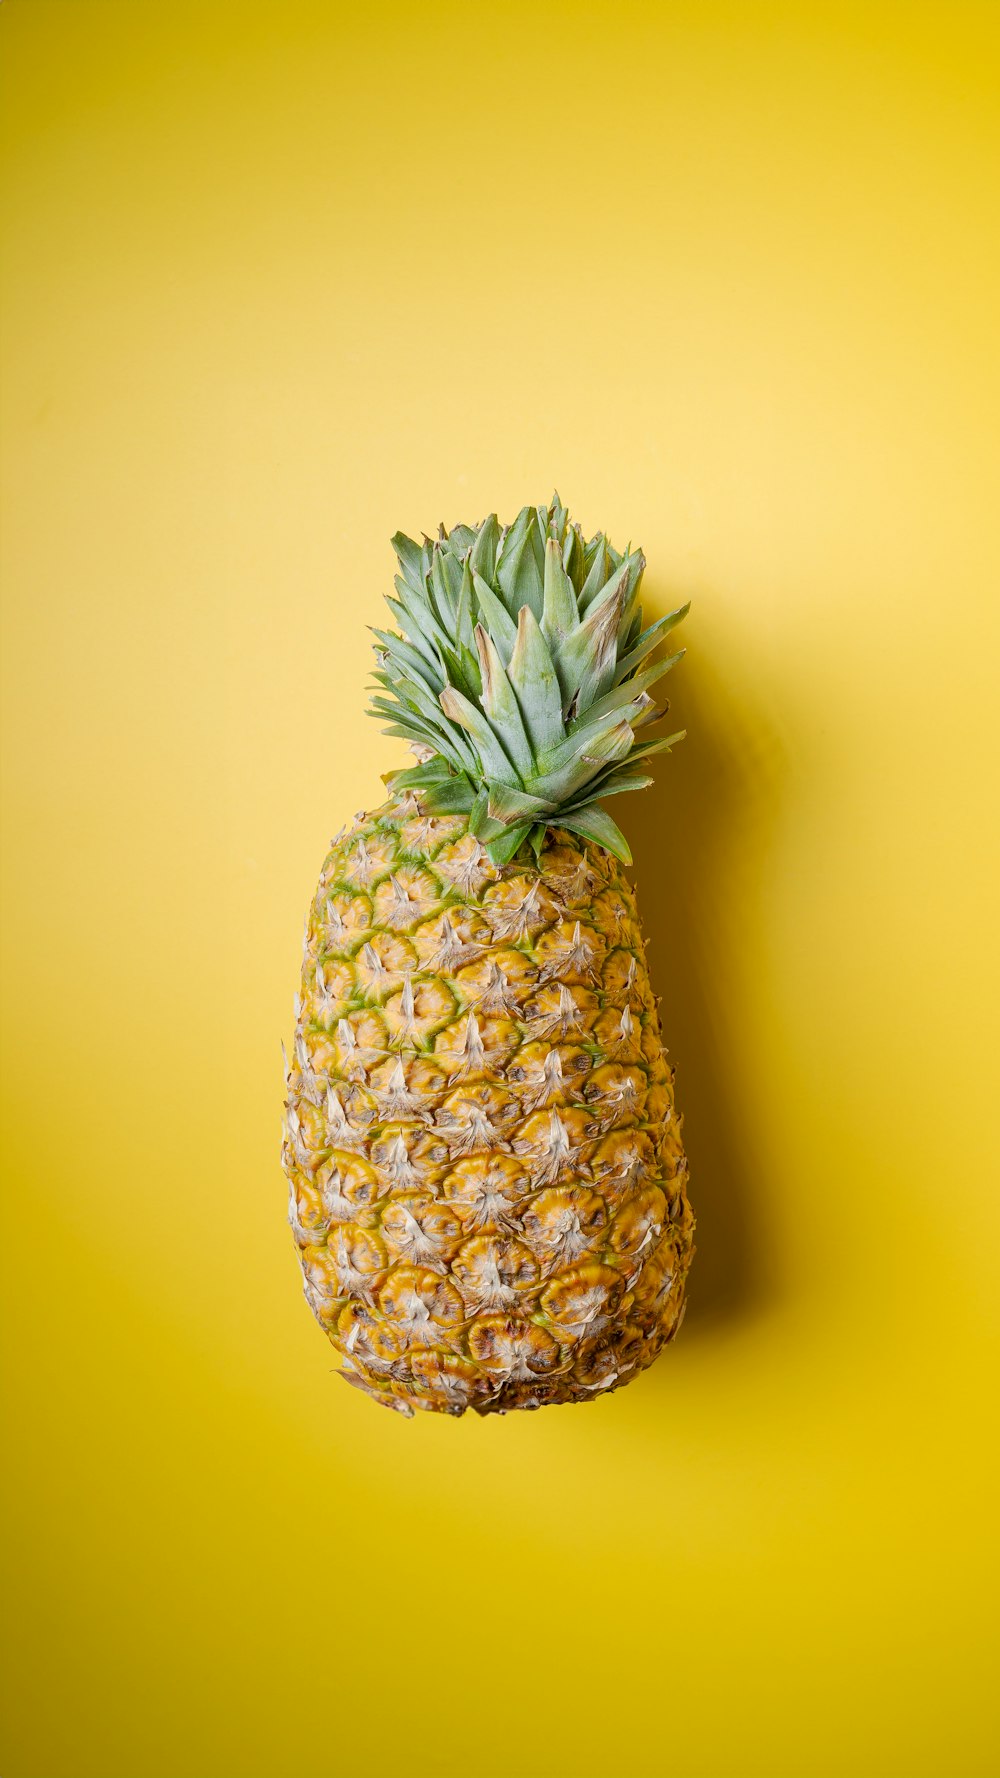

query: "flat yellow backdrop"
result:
(2, 3), (999, 1775)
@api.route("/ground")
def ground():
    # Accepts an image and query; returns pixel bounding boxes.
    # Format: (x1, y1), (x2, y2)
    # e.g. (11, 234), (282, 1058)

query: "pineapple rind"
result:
(283, 796), (694, 1417)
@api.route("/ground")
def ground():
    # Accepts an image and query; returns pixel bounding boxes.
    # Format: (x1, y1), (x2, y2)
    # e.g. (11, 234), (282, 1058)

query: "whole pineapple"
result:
(282, 496), (694, 1415)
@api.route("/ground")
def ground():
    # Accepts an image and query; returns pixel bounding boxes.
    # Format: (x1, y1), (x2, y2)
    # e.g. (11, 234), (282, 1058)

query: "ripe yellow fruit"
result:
(283, 806), (694, 1415)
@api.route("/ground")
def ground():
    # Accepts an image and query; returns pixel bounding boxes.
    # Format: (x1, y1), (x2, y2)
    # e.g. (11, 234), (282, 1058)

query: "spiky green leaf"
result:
(473, 625), (535, 781)
(469, 513), (500, 583)
(553, 805), (632, 864)
(467, 785), (490, 836)
(485, 822), (532, 866)
(508, 606), (565, 756)
(485, 781), (556, 822)
(420, 776), (477, 814)
(439, 684), (521, 786)
(615, 606), (690, 683)
(369, 500), (690, 859)
(472, 571), (518, 663)
(496, 507), (545, 619)
(541, 536), (578, 645)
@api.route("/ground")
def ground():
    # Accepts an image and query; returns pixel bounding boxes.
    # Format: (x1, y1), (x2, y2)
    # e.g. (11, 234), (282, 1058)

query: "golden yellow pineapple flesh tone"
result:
(282, 498), (694, 1415)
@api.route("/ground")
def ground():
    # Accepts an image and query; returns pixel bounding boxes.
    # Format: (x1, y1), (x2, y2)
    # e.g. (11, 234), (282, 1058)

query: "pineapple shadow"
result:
(624, 614), (785, 1338)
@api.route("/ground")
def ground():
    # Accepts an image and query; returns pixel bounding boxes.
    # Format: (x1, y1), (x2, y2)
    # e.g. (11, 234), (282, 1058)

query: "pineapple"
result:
(282, 496), (694, 1415)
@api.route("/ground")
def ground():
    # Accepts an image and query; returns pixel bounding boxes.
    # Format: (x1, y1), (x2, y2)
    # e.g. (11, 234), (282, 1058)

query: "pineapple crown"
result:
(369, 493), (688, 866)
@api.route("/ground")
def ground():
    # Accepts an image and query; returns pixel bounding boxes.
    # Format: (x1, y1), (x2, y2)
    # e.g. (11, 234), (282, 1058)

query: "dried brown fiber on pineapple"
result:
(282, 495), (694, 1415)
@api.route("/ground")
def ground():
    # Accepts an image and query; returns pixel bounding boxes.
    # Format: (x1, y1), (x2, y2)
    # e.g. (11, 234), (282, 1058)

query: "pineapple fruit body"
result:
(284, 795), (693, 1416)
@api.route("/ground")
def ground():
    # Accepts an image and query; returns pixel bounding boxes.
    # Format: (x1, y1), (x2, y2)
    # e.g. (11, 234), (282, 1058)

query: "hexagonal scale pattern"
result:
(282, 795), (694, 1416)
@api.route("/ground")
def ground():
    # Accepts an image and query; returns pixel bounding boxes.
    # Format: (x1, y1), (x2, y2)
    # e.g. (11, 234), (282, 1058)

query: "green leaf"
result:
(386, 758), (453, 790)
(552, 579), (629, 715)
(385, 595), (444, 667)
(429, 546), (461, 628)
(619, 729), (686, 765)
(440, 543), (465, 604)
(375, 706), (447, 749)
(391, 531), (426, 596)
(485, 822), (532, 866)
(574, 650), (684, 731)
(615, 606), (690, 683)
(496, 507), (544, 619)
(615, 553), (646, 648)
(439, 685), (520, 785)
(634, 698), (664, 728)
(565, 678), (647, 734)
(530, 720), (635, 805)
(447, 524), (477, 554)
(485, 781), (556, 822)
(553, 804), (632, 864)
(563, 522), (584, 589)
(454, 556), (476, 656)
(393, 677), (479, 772)
(370, 694), (430, 731)
(371, 628), (444, 692)
(541, 537), (578, 645)
(577, 536), (611, 612)
(562, 771), (653, 807)
(421, 776), (477, 813)
(575, 583), (634, 711)
(439, 642), (482, 704)
(468, 786), (490, 836)
(393, 670), (461, 732)
(470, 513), (500, 583)
(473, 625), (535, 781)
(622, 609), (643, 654)
(472, 571), (518, 663)
(528, 822), (546, 864)
(542, 709), (642, 776)
(507, 606), (565, 759)
(582, 549), (641, 625)
(373, 703), (472, 775)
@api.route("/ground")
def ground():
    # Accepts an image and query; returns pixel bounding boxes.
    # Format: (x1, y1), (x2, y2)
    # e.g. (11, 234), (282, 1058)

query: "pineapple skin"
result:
(282, 794), (694, 1416)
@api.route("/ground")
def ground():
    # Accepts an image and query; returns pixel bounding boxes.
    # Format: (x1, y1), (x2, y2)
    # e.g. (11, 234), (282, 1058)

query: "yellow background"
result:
(2, 3), (999, 1775)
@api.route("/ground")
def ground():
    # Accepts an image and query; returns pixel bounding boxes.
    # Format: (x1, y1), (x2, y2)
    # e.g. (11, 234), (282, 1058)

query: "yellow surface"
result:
(1, 3), (998, 1775)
